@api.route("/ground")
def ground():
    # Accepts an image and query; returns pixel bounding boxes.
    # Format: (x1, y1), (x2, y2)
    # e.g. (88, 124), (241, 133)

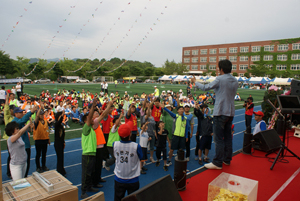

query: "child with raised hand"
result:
(155, 121), (169, 171)
(105, 113), (123, 170)
(139, 122), (151, 174)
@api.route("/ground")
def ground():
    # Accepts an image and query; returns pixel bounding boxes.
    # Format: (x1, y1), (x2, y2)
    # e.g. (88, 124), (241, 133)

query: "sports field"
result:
(0, 82), (265, 150)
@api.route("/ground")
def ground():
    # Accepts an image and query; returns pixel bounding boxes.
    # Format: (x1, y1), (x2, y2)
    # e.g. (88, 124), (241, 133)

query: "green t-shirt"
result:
(81, 124), (97, 156)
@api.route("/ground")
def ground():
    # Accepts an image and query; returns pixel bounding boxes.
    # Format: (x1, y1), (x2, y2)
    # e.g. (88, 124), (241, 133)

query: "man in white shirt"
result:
(104, 82), (108, 94)
(0, 86), (6, 104)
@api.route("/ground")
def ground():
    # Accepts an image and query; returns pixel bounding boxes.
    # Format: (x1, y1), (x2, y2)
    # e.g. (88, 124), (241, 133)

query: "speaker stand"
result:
(270, 144), (300, 170)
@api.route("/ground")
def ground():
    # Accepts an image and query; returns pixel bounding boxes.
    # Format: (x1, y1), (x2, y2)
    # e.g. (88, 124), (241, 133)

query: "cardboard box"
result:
(81, 192), (105, 201)
(3, 170), (78, 201)
(208, 172), (258, 201)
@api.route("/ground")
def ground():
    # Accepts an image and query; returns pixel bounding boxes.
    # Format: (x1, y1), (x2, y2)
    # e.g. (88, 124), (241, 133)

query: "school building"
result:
(182, 38), (300, 76)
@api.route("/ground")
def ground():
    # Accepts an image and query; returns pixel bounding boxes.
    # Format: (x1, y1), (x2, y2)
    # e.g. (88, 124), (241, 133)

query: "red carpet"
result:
(179, 132), (300, 201)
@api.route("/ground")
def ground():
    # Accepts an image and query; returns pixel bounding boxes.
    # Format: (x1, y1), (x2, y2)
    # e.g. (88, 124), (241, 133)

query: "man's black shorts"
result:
(171, 135), (186, 150)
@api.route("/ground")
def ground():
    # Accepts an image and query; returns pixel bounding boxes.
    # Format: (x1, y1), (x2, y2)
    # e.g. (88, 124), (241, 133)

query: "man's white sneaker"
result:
(204, 162), (222, 170)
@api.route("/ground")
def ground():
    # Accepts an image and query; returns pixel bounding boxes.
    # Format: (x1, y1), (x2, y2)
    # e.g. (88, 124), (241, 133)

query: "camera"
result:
(244, 100), (248, 103)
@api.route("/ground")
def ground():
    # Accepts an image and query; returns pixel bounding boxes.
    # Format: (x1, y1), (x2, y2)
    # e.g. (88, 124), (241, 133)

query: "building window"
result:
(229, 56), (237, 62)
(200, 65), (207, 70)
(192, 50), (198, 55)
(219, 56), (227, 61)
(200, 57), (207, 62)
(264, 45), (274, 51)
(232, 65), (237, 70)
(239, 73), (244, 77)
(209, 57), (217, 62)
(292, 43), (300, 50)
(291, 64), (300, 70)
(240, 56), (248, 61)
(186, 65), (190, 70)
(277, 54), (287, 61)
(264, 55), (273, 61)
(184, 50), (190, 55)
(240, 47), (249, 53)
(219, 48), (227, 54)
(264, 64), (273, 69)
(251, 55), (260, 61)
(239, 64), (248, 70)
(192, 57), (199, 63)
(209, 49), (217, 54)
(200, 49), (207, 55)
(209, 65), (216, 70)
(277, 44), (289, 51)
(191, 65), (198, 70)
(252, 46), (261, 52)
(276, 65), (287, 70)
(229, 47), (238, 53)
(184, 58), (190, 63)
(292, 54), (300, 60)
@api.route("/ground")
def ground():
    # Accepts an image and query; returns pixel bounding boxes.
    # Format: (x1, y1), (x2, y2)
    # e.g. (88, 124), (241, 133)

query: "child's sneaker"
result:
(140, 170), (146, 174)
(166, 160), (172, 166)
(142, 166), (148, 171)
(155, 161), (160, 167)
(163, 165), (168, 171)
(66, 125), (70, 128)
(198, 159), (203, 165)
(150, 157), (155, 163)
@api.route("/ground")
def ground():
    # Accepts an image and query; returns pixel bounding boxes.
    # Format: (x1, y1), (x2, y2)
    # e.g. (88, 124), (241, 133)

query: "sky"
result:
(1, 0), (300, 67)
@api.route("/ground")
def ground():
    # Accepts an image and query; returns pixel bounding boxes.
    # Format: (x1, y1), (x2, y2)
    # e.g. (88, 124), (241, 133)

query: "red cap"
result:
(253, 111), (264, 117)
(118, 122), (133, 138)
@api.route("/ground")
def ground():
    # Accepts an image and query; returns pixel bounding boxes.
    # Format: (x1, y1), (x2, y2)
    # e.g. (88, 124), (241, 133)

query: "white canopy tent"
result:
(158, 75), (172, 81)
(269, 78), (292, 85)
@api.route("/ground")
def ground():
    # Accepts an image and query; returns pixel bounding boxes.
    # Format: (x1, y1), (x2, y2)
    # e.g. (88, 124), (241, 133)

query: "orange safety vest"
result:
(94, 125), (106, 146)
(33, 121), (49, 141)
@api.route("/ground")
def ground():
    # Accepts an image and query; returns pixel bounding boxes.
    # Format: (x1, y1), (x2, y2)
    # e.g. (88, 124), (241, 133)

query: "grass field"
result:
(0, 82), (266, 150)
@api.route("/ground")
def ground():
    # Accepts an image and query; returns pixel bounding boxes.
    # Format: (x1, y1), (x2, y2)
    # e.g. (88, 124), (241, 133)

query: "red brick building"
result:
(182, 38), (300, 76)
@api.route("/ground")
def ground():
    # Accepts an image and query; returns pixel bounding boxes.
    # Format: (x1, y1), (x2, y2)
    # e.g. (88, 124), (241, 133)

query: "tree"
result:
(233, 72), (238, 76)
(247, 64), (268, 77)
(162, 60), (188, 75)
(0, 51), (16, 77)
(211, 71), (216, 76)
(244, 72), (250, 78)
(154, 68), (164, 76)
(144, 67), (153, 76)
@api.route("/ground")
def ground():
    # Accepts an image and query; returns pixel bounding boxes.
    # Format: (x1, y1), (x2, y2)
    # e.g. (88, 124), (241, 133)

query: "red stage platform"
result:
(179, 131), (300, 201)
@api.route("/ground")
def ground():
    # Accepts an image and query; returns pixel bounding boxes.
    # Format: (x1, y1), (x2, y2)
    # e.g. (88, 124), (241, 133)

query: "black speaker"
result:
(253, 129), (282, 152)
(291, 79), (300, 97)
(121, 175), (182, 201)
(242, 132), (252, 154)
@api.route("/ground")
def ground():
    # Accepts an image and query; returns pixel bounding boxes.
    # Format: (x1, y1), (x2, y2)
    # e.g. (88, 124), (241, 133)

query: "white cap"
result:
(184, 103), (190, 107)
(154, 86), (157, 88)
(162, 91), (166, 93)
(167, 90), (170, 93)
(165, 104), (172, 108)
(179, 89), (182, 92)
(125, 91), (127, 93)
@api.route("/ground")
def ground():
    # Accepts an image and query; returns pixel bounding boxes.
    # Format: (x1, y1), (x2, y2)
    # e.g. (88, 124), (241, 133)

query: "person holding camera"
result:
(243, 97), (254, 130)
